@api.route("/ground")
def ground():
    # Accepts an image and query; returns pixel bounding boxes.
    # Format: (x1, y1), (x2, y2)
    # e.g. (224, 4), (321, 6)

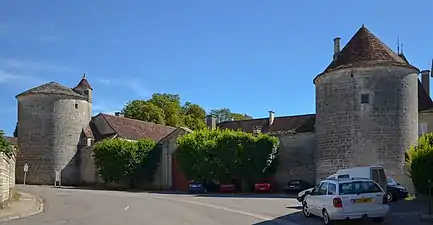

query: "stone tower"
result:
(15, 75), (93, 185)
(314, 26), (419, 182)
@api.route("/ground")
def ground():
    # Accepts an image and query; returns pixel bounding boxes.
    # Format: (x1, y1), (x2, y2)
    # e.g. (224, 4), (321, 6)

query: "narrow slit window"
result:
(361, 94), (369, 104)
(75, 103), (78, 109)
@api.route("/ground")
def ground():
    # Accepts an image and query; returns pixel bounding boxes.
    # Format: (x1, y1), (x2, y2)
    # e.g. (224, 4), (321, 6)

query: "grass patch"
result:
(11, 191), (21, 201)
(405, 194), (415, 201)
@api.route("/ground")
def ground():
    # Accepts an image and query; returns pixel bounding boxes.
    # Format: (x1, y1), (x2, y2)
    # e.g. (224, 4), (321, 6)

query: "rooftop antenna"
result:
(401, 43), (404, 54)
(82, 73), (86, 79)
(397, 36), (400, 54)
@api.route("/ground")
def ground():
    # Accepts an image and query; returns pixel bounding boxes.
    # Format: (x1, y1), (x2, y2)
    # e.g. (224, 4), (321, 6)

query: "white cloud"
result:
(95, 77), (152, 98)
(1, 58), (76, 73)
(0, 70), (44, 85)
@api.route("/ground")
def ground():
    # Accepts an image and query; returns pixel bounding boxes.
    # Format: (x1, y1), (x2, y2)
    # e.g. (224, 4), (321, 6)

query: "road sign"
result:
(23, 163), (28, 172)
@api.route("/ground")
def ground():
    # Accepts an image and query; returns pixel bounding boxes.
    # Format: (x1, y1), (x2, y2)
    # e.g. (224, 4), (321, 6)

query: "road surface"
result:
(4, 185), (429, 225)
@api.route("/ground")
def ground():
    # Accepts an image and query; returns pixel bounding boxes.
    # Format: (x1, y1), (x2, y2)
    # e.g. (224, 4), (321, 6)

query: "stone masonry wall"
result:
(16, 94), (91, 185)
(0, 153), (15, 208)
(273, 132), (316, 188)
(315, 66), (419, 185)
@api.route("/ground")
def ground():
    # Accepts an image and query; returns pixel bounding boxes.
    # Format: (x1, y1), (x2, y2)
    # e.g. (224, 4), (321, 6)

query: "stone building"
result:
(15, 76), (191, 190)
(218, 25), (433, 190)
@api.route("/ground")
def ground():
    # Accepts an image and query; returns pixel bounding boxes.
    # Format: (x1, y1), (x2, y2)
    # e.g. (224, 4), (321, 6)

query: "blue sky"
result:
(1, 0), (432, 136)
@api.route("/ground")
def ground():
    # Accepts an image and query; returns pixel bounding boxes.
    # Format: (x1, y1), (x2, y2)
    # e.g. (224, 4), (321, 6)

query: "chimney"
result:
(333, 37), (341, 61)
(421, 70), (431, 97)
(206, 115), (216, 130)
(269, 111), (275, 126)
(115, 112), (124, 117)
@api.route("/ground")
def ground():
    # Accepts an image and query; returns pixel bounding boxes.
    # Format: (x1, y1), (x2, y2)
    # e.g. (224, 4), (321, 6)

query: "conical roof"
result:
(74, 74), (93, 90)
(322, 25), (418, 74)
(16, 82), (86, 98)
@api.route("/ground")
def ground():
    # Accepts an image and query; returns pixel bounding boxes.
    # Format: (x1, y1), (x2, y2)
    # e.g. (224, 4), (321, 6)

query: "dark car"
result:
(386, 177), (408, 202)
(283, 180), (313, 194)
(189, 181), (206, 193)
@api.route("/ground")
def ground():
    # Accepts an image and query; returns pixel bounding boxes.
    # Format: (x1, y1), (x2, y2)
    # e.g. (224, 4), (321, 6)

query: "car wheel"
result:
(322, 209), (333, 225)
(387, 192), (394, 202)
(372, 217), (385, 223)
(302, 203), (311, 217)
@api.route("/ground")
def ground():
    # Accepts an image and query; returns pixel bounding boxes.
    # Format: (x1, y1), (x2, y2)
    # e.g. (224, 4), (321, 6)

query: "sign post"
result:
(23, 163), (28, 185)
(54, 170), (61, 188)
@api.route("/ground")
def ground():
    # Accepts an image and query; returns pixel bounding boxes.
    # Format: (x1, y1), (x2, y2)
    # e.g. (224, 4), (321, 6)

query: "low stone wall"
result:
(0, 152), (16, 209)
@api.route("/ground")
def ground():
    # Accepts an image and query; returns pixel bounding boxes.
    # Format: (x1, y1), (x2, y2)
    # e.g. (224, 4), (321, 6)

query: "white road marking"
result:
(124, 206), (130, 211)
(153, 196), (301, 225)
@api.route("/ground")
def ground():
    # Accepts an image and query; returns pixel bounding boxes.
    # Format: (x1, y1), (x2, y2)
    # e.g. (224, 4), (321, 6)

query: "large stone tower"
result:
(15, 75), (92, 185)
(314, 26), (419, 182)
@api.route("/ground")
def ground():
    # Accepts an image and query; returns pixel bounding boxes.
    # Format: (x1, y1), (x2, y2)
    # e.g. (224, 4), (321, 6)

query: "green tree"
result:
(0, 130), (13, 156)
(182, 102), (206, 130)
(175, 129), (279, 186)
(13, 123), (17, 137)
(122, 93), (208, 130)
(122, 100), (165, 125)
(406, 133), (433, 195)
(92, 138), (159, 188)
(210, 108), (253, 123)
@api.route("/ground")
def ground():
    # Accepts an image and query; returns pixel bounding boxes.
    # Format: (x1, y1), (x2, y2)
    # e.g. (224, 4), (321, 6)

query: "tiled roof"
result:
(16, 82), (86, 99)
(3, 136), (17, 146)
(418, 80), (433, 111)
(322, 26), (418, 74)
(217, 114), (315, 134)
(94, 113), (177, 142)
(75, 75), (93, 90)
(82, 125), (95, 139)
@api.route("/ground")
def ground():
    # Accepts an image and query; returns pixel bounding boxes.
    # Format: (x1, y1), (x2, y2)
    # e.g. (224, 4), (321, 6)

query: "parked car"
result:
(335, 166), (388, 193)
(302, 178), (389, 224)
(284, 180), (313, 194)
(188, 181), (206, 193)
(219, 184), (236, 193)
(254, 182), (272, 193)
(386, 177), (408, 202)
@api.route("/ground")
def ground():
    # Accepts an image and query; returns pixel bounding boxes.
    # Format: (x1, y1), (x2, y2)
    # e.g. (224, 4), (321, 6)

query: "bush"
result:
(175, 128), (279, 187)
(406, 133), (433, 195)
(92, 138), (160, 188)
(0, 130), (13, 156)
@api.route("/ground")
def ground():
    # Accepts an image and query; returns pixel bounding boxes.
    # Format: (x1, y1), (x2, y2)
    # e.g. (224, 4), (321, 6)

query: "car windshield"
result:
(339, 180), (382, 195)
(387, 177), (396, 186)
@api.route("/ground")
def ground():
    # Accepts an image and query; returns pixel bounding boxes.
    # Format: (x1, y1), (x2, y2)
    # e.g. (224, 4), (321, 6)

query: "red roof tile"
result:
(3, 136), (17, 146)
(217, 114), (315, 134)
(97, 113), (177, 142)
(75, 75), (93, 90)
(322, 26), (418, 74)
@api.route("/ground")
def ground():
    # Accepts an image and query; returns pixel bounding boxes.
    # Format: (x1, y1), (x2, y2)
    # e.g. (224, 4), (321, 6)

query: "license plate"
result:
(289, 185), (295, 188)
(353, 198), (373, 203)
(259, 187), (265, 190)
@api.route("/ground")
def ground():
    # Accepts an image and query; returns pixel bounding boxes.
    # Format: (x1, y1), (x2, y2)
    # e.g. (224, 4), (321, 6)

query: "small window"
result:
(327, 183), (337, 195)
(361, 94), (369, 104)
(75, 103), (78, 109)
(317, 182), (328, 195)
(419, 122), (428, 137)
(253, 126), (262, 134)
(337, 174), (350, 179)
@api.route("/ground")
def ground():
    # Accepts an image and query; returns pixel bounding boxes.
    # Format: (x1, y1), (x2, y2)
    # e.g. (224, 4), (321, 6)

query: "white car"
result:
(302, 178), (389, 224)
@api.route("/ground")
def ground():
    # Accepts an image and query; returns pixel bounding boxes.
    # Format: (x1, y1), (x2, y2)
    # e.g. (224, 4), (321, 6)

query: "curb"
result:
(0, 192), (45, 223)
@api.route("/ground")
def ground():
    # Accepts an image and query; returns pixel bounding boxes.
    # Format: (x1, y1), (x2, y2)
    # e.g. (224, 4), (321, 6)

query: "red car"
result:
(254, 183), (272, 192)
(219, 184), (236, 193)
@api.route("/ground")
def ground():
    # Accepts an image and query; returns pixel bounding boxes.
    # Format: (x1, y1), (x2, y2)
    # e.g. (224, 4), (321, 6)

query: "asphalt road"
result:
(3, 185), (430, 225)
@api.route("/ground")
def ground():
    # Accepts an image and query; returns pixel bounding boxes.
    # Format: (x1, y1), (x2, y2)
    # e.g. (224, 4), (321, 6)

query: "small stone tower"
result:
(314, 26), (419, 182)
(15, 75), (93, 185)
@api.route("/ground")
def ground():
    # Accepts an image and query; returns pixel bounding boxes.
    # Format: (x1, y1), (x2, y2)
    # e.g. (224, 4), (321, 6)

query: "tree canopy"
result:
(210, 108), (253, 123)
(0, 130), (13, 156)
(406, 133), (433, 195)
(122, 93), (253, 130)
(92, 138), (161, 188)
(175, 129), (279, 187)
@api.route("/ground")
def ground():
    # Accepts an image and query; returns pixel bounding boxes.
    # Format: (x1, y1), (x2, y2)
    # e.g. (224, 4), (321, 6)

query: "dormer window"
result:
(253, 126), (262, 134)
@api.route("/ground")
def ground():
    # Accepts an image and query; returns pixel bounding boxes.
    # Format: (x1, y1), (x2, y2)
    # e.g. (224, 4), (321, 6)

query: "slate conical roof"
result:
(16, 82), (86, 99)
(74, 74), (93, 90)
(322, 25), (418, 74)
